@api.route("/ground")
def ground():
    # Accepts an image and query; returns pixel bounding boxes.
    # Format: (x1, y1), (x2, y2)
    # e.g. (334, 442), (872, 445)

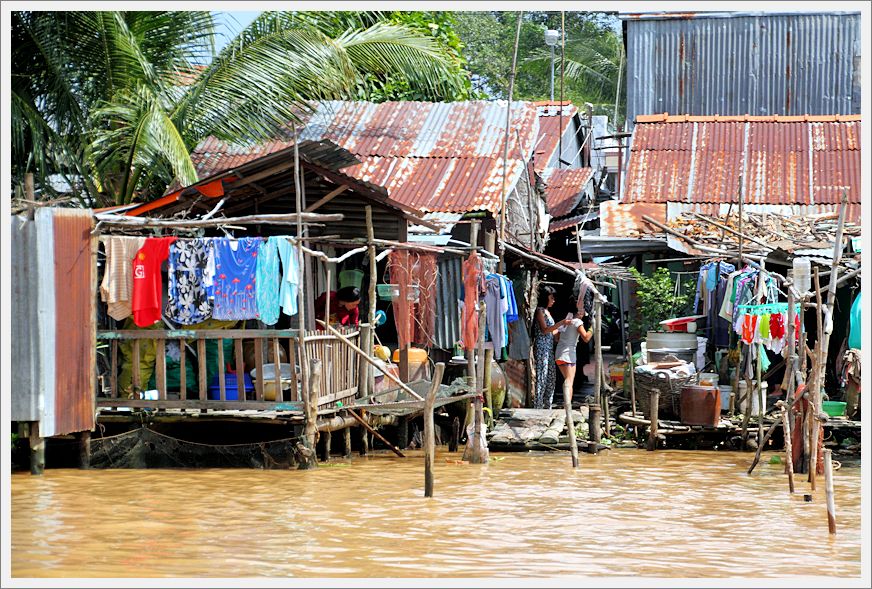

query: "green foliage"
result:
(11, 10), (470, 206)
(627, 267), (694, 337)
(453, 11), (624, 121)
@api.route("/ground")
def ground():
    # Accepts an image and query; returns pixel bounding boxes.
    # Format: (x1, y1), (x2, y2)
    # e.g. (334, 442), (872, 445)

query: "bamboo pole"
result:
(292, 121), (311, 432)
(783, 404), (795, 494)
(594, 297), (607, 436)
(809, 268), (824, 489)
(424, 363), (446, 497)
(498, 11), (524, 273)
(824, 448), (837, 534)
(93, 212), (342, 229)
(627, 341), (637, 417)
(483, 230), (496, 427)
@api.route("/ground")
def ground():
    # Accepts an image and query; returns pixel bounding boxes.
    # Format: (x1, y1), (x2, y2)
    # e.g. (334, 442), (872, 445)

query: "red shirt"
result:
(314, 291), (359, 329)
(131, 237), (176, 327)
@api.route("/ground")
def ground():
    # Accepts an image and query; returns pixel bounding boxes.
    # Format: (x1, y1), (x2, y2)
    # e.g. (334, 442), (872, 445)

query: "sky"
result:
(213, 10), (262, 52)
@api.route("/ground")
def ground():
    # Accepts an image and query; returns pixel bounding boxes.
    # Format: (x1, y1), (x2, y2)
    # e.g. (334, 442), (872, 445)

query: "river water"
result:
(10, 449), (862, 579)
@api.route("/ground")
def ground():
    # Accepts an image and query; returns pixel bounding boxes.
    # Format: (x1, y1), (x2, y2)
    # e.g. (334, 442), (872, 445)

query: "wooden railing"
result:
(96, 327), (359, 412)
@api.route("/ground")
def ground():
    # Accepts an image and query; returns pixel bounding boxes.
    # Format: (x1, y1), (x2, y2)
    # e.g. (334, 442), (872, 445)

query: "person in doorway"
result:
(315, 286), (360, 328)
(555, 309), (594, 409)
(532, 285), (570, 409)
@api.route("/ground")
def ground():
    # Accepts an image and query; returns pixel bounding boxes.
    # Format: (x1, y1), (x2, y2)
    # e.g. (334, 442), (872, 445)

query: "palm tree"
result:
(11, 11), (469, 207)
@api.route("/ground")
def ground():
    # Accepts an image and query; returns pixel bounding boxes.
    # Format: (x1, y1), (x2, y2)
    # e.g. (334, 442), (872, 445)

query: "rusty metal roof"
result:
(533, 101), (578, 171)
(540, 167), (595, 218)
(190, 100), (541, 214)
(599, 200), (667, 238)
(624, 115), (861, 219)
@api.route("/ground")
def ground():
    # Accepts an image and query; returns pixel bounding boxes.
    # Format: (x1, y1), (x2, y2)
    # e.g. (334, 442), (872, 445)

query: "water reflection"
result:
(11, 450), (861, 578)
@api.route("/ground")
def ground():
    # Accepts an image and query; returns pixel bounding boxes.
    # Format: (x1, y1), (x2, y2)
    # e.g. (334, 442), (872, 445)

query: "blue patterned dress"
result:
(212, 237), (260, 320)
(165, 238), (214, 325)
(532, 307), (557, 409)
(255, 237), (281, 325)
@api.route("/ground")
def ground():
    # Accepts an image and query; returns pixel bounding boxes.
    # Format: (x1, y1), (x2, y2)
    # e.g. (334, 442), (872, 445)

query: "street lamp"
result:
(544, 29), (560, 102)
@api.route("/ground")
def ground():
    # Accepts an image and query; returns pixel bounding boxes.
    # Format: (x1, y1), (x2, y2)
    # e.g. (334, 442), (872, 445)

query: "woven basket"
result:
(634, 369), (698, 419)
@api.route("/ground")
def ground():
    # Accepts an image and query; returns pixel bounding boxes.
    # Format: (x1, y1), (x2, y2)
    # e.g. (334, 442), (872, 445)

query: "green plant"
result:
(627, 267), (694, 337)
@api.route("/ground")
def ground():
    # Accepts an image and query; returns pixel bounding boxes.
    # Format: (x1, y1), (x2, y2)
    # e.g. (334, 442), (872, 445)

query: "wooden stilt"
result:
(783, 404), (795, 494)
(29, 421), (44, 475)
(348, 409), (405, 458)
(809, 268), (824, 489)
(824, 448), (837, 534)
(359, 409), (369, 456)
(298, 358), (320, 470)
(78, 430), (91, 469)
(320, 429), (332, 462)
(343, 426), (352, 459)
(647, 390), (660, 451)
(424, 363), (446, 497)
(588, 403), (602, 454)
(627, 341), (637, 417)
(565, 387), (579, 467)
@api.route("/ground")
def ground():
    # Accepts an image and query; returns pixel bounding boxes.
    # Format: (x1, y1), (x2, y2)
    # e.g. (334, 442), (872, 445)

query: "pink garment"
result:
(462, 252), (485, 351)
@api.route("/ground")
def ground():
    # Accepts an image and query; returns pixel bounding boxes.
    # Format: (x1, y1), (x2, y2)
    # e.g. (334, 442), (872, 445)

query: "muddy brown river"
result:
(10, 449), (862, 578)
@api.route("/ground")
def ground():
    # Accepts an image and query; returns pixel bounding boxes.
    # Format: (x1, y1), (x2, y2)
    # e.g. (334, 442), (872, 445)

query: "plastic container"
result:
(793, 257), (812, 294)
(822, 401), (847, 417)
(699, 372), (719, 387)
(718, 385), (733, 411)
(339, 269), (365, 290)
(392, 347), (430, 381)
(249, 363), (293, 382)
(647, 331), (698, 350)
(659, 315), (706, 333)
(207, 371), (254, 401)
(680, 385), (721, 426)
(738, 381), (768, 415)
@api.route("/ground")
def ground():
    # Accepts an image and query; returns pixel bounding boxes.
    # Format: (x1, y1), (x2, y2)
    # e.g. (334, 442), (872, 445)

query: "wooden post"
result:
(588, 403), (602, 454)
(483, 230), (496, 426)
(359, 323), (373, 401)
(348, 410), (405, 457)
(783, 405), (795, 494)
(298, 358), (321, 470)
(469, 298), (488, 464)
(29, 421), (45, 475)
(809, 268), (824, 489)
(647, 389), (659, 451)
(824, 448), (837, 534)
(78, 430), (91, 469)
(343, 426), (352, 459)
(320, 429), (331, 463)
(359, 409), (370, 456)
(594, 297), (608, 436)
(564, 380), (580, 467)
(627, 341), (637, 416)
(425, 363), (446, 497)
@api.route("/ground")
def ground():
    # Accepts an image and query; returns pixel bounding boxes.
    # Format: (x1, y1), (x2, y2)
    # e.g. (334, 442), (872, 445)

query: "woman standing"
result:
(555, 310), (594, 408)
(532, 286), (569, 409)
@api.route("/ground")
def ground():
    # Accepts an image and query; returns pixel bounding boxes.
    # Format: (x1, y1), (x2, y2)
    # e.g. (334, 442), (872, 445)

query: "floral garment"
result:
(165, 238), (214, 325)
(532, 307), (557, 409)
(212, 237), (261, 321)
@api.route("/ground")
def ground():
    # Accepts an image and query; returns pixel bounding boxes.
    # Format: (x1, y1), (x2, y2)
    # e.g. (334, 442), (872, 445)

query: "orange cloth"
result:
(462, 252), (484, 351)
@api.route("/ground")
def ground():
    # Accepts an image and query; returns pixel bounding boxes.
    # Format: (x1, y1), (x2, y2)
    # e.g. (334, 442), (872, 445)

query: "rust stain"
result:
(52, 210), (96, 435)
(542, 168), (595, 217)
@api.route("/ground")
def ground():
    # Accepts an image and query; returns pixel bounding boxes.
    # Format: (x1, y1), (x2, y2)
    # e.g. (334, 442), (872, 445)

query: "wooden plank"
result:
(132, 340), (141, 394)
(315, 387), (359, 406)
(110, 340), (118, 398)
(254, 338), (264, 401)
(156, 339), (167, 400)
(304, 184), (349, 213)
(273, 338), (282, 402)
(179, 339), (187, 400)
(98, 329), (300, 340)
(96, 399), (304, 411)
(288, 338), (298, 402)
(197, 337), (207, 401)
(217, 338), (226, 402)
(235, 339), (244, 402)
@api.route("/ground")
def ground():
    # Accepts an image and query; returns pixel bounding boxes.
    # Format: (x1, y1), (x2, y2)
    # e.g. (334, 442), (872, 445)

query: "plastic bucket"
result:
(718, 385), (733, 411)
(822, 401), (847, 417)
(680, 386), (720, 426)
(738, 381), (768, 415)
(699, 372), (719, 387)
(339, 269), (365, 290)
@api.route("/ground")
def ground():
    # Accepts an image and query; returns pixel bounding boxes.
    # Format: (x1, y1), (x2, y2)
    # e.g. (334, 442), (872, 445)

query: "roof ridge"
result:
(636, 113), (862, 123)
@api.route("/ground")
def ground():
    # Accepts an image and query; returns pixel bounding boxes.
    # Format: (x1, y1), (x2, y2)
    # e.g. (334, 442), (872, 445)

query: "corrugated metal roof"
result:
(534, 101), (578, 170)
(190, 100), (541, 214)
(625, 12), (861, 126)
(540, 167), (595, 217)
(624, 116), (861, 219)
(599, 200), (667, 238)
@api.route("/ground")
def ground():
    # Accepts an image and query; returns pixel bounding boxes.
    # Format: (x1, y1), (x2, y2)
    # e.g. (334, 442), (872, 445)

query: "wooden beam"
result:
(94, 212), (342, 230)
(347, 409), (406, 458)
(304, 185), (349, 213)
(230, 161), (296, 187)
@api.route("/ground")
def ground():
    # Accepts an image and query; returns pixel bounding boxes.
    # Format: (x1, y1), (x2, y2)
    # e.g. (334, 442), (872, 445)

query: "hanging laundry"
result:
(212, 237), (260, 321)
(484, 276), (505, 352)
(388, 250), (438, 348)
(131, 236), (177, 327)
(165, 238), (214, 325)
(574, 273), (596, 318)
(276, 238), (300, 317)
(461, 252), (485, 351)
(255, 237), (282, 325)
(100, 236), (146, 321)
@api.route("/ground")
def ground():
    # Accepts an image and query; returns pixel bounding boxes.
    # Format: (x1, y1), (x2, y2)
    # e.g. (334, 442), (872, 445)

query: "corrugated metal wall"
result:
(434, 257), (462, 350)
(625, 13), (861, 126)
(11, 215), (41, 421)
(11, 208), (95, 436)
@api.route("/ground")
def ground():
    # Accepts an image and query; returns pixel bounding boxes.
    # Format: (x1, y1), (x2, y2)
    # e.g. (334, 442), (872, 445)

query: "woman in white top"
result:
(554, 310), (594, 406)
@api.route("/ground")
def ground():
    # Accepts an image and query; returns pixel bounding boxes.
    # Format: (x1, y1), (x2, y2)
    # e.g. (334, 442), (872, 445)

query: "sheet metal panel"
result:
(11, 215), (41, 422)
(625, 13), (861, 126)
(434, 257), (462, 350)
(50, 209), (96, 436)
(541, 168), (596, 217)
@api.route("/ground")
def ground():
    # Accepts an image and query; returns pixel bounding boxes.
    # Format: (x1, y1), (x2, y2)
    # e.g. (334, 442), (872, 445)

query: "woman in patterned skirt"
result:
(532, 285), (569, 409)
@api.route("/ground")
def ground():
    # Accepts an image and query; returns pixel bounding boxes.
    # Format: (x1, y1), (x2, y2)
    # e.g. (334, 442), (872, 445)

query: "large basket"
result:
(634, 369), (698, 419)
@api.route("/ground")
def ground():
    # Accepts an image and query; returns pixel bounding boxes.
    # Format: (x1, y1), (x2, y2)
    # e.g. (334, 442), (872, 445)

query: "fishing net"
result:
(89, 426), (305, 469)
(386, 250), (438, 347)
